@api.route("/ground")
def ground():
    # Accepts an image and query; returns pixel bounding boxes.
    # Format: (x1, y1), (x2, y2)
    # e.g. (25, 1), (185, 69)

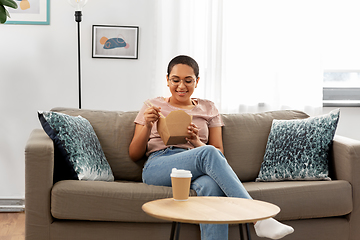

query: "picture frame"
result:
(5, 0), (50, 25)
(92, 25), (139, 59)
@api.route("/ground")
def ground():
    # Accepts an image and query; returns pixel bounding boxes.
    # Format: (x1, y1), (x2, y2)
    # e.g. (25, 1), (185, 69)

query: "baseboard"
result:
(0, 199), (25, 212)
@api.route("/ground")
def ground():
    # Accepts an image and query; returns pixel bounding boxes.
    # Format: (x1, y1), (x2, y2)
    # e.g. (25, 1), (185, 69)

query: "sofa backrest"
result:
(51, 108), (309, 182)
(221, 110), (309, 181)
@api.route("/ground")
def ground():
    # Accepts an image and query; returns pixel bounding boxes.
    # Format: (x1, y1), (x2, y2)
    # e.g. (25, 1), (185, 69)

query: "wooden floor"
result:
(0, 212), (25, 240)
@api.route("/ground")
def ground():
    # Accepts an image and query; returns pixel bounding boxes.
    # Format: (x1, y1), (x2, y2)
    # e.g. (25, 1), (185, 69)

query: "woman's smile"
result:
(176, 90), (188, 96)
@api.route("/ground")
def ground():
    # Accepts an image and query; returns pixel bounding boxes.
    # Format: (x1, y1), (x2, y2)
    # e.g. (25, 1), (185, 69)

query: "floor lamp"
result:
(68, 0), (88, 109)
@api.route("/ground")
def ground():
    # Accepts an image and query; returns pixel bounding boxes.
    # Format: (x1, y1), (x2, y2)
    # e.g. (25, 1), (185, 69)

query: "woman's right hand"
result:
(129, 105), (162, 161)
(144, 106), (161, 128)
(129, 106), (161, 162)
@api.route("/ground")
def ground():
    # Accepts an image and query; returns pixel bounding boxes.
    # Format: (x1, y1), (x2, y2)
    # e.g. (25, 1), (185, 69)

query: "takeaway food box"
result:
(157, 110), (192, 145)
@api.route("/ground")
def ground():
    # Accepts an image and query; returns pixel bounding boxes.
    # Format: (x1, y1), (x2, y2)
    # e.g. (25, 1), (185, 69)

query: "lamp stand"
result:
(75, 11), (82, 109)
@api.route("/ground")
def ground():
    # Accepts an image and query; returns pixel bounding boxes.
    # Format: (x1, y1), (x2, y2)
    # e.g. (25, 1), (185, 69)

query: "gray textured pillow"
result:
(38, 111), (114, 182)
(256, 109), (340, 181)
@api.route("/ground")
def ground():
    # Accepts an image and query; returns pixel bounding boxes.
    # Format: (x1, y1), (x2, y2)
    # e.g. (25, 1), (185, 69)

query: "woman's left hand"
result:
(186, 123), (205, 148)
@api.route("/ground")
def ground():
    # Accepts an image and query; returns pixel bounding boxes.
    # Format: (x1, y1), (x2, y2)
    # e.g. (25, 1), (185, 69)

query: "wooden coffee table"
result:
(142, 196), (280, 240)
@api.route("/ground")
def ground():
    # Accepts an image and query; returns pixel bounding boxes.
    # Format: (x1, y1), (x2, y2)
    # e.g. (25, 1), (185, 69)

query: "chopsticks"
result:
(144, 100), (165, 118)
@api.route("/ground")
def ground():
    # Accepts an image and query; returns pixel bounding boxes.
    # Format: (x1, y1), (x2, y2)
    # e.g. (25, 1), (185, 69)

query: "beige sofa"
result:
(25, 107), (360, 240)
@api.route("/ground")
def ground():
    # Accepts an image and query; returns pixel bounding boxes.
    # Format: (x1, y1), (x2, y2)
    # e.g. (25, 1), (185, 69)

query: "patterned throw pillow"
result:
(256, 109), (340, 181)
(38, 111), (114, 182)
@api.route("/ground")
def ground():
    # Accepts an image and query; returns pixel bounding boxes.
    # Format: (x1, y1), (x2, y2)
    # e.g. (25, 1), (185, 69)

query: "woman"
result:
(129, 55), (294, 240)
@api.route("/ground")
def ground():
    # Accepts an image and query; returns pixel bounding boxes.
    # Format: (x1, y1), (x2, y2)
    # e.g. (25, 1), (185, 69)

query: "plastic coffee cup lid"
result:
(170, 168), (192, 178)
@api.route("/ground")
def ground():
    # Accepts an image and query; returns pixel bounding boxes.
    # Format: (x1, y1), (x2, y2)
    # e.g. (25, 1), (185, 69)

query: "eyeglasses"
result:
(169, 78), (195, 87)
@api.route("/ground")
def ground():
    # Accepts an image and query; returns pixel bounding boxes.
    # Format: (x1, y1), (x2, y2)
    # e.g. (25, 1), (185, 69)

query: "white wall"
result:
(0, 0), (159, 198)
(0, 1), (359, 199)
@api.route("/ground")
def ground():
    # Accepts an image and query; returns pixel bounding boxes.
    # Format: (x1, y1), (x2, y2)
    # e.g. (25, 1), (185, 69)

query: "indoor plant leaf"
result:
(0, 5), (7, 24)
(0, 0), (17, 24)
(0, 0), (18, 9)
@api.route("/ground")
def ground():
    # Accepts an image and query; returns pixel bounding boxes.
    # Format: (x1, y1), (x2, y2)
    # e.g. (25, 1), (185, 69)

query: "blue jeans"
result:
(142, 145), (252, 240)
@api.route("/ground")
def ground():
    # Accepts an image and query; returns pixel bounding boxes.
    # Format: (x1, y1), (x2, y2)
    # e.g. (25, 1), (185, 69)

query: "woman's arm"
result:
(208, 126), (224, 154)
(129, 106), (161, 162)
(129, 124), (151, 161)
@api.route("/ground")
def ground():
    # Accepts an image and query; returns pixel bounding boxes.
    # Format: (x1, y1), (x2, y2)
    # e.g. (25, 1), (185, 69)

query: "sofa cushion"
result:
(245, 180), (352, 221)
(51, 108), (146, 182)
(38, 111), (114, 182)
(51, 180), (197, 222)
(221, 110), (309, 182)
(51, 180), (352, 223)
(256, 109), (340, 181)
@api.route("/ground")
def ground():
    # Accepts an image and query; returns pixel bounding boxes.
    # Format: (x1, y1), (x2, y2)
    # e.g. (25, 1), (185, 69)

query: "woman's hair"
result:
(167, 55), (199, 78)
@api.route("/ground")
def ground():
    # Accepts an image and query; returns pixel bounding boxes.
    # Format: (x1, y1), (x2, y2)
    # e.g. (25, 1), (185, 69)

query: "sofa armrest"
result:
(25, 129), (54, 240)
(332, 135), (360, 182)
(331, 135), (360, 240)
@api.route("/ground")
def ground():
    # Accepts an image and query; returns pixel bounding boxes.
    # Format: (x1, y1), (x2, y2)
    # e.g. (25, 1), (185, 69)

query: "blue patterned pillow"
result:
(38, 111), (114, 182)
(256, 109), (340, 181)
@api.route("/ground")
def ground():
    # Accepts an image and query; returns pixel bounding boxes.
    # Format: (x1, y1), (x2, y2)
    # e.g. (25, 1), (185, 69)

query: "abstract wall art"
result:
(5, 0), (50, 25)
(92, 25), (139, 59)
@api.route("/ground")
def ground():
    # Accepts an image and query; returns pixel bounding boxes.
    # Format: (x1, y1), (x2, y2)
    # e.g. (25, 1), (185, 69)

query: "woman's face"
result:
(167, 64), (199, 104)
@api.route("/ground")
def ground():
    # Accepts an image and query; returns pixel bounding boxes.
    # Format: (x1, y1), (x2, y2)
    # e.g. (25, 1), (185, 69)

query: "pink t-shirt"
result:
(134, 97), (224, 156)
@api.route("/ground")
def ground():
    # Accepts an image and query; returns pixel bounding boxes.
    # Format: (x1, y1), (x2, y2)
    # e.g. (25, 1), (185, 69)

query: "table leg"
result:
(239, 223), (252, 240)
(246, 223), (252, 240)
(172, 222), (251, 240)
(239, 224), (245, 240)
(170, 222), (181, 240)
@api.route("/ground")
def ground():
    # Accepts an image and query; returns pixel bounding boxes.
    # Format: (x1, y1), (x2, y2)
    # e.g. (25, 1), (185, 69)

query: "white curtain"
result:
(153, 0), (324, 115)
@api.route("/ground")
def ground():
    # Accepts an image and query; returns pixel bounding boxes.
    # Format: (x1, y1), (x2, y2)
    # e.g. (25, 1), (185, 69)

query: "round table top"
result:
(142, 196), (280, 224)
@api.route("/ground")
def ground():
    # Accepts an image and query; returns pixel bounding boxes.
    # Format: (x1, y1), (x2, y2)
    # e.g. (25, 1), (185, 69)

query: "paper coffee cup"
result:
(170, 168), (192, 201)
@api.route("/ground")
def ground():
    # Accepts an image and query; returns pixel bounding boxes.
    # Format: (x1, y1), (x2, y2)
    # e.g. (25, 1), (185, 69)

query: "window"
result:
(323, 71), (360, 107)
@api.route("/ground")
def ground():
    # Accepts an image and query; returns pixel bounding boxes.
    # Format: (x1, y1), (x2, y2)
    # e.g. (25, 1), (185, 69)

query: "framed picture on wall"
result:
(5, 0), (50, 25)
(92, 25), (139, 59)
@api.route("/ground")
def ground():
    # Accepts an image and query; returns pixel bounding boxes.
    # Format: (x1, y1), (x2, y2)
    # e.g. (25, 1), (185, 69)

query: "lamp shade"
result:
(68, 0), (88, 11)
